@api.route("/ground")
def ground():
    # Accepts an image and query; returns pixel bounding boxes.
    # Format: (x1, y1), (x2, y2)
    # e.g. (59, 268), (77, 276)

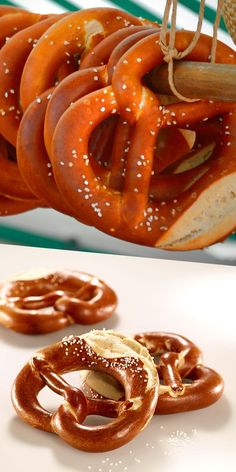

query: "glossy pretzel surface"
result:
(0, 270), (117, 334)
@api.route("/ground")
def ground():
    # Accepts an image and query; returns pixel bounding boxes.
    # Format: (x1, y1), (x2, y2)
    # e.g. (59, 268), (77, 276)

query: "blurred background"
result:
(0, 0), (236, 264)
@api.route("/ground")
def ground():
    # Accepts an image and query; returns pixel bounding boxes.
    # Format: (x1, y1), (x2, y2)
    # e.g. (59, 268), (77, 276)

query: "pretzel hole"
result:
(38, 385), (64, 412)
(152, 354), (161, 366)
(182, 378), (194, 384)
(36, 371), (85, 412)
(5, 141), (16, 162)
(88, 115), (118, 170)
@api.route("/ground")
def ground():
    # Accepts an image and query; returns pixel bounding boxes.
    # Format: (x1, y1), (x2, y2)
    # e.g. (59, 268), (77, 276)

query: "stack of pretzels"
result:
(0, 5), (236, 250)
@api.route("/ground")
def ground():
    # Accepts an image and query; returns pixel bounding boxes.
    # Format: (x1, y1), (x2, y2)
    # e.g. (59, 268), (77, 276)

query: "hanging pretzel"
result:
(0, 11), (49, 206)
(18, 27), (158, 218)
(82, 332), (223, 415)
(12, 330), (158, 451)
(44, 26), (157, 156)
(17, 91), (79, 217)
(5, 10), (154, 219)
(0, 15), (64, 147)
(0, 270), (117, 334)
(19, 8), (152, 111)
(49, 30), (236, 249)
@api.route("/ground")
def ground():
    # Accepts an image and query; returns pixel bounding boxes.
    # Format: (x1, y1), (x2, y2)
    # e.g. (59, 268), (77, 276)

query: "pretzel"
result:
(3, 9), (153, 219)
(0, 12), (49, 205)
(18, 27), (158, 218)
(50, 30), (236, 249)
(0, 15), (64, 147)
(82, 332), (224, 415)
(12, 330), (158, 451)
(17, 91), (79, 217)
(0, 11), (44, 49)
(134, 332), (223, 414)
(19, 8), (151, 111)
(44, 26), (158, 156)
(0, 270), (117, 334)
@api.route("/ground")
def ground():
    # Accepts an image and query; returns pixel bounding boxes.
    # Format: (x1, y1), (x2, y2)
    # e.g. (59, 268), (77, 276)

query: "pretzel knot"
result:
(12, 330), (158, 452)
(82, 332), (224, 414)
(0, 270), (117, 334)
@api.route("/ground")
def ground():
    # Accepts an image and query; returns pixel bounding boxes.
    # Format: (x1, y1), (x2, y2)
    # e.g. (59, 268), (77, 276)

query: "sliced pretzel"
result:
(0, 270), (117, 334)
(12, 330), (158, 451)
(82, 332), (224, 415)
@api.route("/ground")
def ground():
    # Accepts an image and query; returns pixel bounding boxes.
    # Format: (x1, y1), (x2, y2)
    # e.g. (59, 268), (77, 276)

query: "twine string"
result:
(160, 0), (224, 102)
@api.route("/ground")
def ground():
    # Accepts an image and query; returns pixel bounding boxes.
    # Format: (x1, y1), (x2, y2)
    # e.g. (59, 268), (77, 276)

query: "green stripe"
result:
(0, 223), (117, 254)
(106, 0), (161, 23)
(0, 0), (16, 6)
(50, 0), (79, 11)
(0, 224), (80, 250)
(179, 0), (227, 32)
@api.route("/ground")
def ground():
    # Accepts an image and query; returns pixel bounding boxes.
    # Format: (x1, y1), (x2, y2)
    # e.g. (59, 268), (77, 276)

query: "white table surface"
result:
(0, 243), (235, 472)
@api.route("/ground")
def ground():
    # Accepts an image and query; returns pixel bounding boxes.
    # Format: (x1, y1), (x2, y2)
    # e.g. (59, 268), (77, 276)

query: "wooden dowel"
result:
(146, 61), (236, 101)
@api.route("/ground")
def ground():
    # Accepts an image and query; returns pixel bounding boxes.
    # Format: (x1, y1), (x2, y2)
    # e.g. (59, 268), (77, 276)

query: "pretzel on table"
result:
(0, 270), (117, 334)
(135, 332), (223, 414)
(12, 330), (158, 451)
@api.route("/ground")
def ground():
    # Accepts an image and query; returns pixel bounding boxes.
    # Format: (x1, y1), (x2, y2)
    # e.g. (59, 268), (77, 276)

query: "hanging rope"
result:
(160, 0), (224, 102)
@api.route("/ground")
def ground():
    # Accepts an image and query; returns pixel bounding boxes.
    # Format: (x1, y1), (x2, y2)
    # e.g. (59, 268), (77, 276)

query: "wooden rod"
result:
(146, 61), (236, 101)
